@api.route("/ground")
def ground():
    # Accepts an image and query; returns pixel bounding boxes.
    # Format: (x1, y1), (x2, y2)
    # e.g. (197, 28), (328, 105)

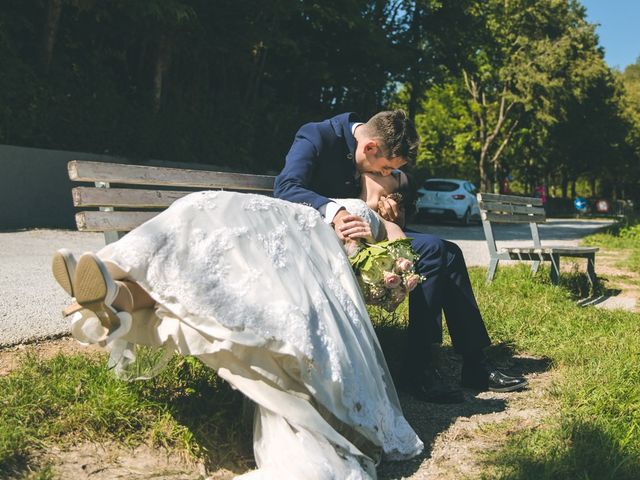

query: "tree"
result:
(461, 0), (603, 192)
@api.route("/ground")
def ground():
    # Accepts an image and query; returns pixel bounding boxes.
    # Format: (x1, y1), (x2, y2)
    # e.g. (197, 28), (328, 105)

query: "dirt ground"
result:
(2, 251), (637, 480)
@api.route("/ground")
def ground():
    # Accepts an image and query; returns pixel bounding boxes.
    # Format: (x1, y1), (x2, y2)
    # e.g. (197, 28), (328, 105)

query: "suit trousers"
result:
(405, 231), (491, 372)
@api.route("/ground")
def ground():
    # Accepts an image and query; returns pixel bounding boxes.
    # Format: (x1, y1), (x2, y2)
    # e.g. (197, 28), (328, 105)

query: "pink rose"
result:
(383, 271), (402, 289)
(404, 273), (421, 292)
(395, 257), (413, 273)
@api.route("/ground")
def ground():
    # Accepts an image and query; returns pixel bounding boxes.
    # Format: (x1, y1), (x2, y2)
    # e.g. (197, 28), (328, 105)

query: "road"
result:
(0, 218), (613, 346)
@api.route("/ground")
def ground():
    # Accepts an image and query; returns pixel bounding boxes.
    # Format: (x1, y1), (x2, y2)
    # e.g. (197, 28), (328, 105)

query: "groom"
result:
(273, 110), (527, 403)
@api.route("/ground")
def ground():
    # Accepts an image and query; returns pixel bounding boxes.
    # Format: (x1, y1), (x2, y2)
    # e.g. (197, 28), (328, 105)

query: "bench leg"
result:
(550, 254), (560, 284)
(531, 259), (541, 275)
(486, 258), (499, 283)
(104, 231), (125, 245)
(586, 254), (598, 289)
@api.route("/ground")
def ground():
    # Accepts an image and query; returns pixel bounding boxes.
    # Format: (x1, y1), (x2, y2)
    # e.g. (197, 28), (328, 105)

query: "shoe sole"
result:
(51, 249), (76, 297)
(74, 253), (121, 331)
(488, 379), (529, 393)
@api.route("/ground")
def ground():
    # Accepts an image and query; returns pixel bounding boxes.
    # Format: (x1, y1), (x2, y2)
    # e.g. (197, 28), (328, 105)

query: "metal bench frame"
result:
(477, 192), (599, 286)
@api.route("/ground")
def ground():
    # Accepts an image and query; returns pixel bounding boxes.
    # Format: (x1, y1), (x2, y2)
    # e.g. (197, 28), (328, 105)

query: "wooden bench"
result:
(477, 192), (599, 286)
(68, 160), (276, 244)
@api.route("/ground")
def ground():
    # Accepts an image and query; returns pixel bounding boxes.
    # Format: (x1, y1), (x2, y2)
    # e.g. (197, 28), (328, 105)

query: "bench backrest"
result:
(68, 160), (276, 243)
(476, 192), (546, 255)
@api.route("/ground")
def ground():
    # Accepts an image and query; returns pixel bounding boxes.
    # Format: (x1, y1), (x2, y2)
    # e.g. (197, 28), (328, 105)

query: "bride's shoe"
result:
(51, 249), (77, 297)
(74, 253), (124, 331)
(52, 249), (88, 317)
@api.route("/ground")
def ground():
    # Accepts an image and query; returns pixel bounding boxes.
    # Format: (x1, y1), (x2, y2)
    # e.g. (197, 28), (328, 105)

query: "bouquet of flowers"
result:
(349, 238), (425, 312)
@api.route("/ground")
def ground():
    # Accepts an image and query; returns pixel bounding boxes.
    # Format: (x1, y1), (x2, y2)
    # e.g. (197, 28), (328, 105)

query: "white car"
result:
(416, 178), (480, 225)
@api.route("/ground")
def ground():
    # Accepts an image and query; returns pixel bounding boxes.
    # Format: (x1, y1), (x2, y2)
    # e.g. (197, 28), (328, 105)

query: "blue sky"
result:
(579, 0), (639, 70)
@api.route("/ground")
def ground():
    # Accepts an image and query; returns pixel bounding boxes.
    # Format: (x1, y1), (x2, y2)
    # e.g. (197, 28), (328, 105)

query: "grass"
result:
(583, 216), (640, 274)
(2, 217), (639, 478)
(0, 352), (250, 478)
(472, 216), (640, 479)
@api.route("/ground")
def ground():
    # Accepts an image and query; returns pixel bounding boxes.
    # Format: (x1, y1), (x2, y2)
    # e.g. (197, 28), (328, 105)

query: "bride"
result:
(52, 171), (423, 479)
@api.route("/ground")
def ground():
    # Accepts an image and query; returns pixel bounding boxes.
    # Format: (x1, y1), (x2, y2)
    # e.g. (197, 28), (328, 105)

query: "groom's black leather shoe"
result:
(399, 368), (465, 404)
(461, 364), (528, 392)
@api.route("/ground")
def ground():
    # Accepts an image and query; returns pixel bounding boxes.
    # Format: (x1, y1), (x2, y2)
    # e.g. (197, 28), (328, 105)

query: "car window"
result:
(423, 181), (459, 192)
(463, 183), (476, 194)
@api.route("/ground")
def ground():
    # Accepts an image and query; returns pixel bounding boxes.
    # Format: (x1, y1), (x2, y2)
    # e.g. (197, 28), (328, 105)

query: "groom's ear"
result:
(363, 140), (379, 155)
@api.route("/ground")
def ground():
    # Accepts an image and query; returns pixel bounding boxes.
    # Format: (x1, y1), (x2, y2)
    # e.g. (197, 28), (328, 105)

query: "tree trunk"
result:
(407, 1), (422, 122)
(478, 150), (492, 192)
(41, 0), (63, 73)
(561, 171), (568, 199)
(152, 36), (172, 113)
(408, 78), (420, 122)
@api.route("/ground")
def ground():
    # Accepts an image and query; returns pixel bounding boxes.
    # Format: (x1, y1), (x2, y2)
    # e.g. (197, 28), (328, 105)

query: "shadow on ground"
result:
(376, 341), (551, 479)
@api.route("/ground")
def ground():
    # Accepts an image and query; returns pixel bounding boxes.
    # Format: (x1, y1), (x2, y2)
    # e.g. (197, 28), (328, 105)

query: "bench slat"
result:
(481, 211), (546, 224)
(68, 160), (275, 191)
(478, 193), (543, 206)
(503, 246), (599, 255)
(73, 187), (194, 208)
(76, 211), (159, 232)
(479, 201), (546, 216)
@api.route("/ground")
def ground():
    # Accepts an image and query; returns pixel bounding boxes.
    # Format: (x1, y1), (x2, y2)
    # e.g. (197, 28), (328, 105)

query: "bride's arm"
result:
(380, 217), (406, 241)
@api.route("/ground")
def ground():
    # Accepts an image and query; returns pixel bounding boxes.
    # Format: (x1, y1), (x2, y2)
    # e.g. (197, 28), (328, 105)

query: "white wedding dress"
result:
(69, 191), (423, 479)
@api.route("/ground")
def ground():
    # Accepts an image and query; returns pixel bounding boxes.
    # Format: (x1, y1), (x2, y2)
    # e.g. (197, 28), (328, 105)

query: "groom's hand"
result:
(332, 210), (373, 242)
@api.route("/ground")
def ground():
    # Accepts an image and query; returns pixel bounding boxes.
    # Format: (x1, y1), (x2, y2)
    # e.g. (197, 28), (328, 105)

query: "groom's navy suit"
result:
(274, 113), (491, 375)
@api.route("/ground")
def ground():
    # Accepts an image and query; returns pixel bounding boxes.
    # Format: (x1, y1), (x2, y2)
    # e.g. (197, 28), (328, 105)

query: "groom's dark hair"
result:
(364, 110), (420, 163)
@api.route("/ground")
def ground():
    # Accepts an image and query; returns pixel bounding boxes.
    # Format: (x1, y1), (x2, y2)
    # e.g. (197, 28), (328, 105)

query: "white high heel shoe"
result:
(74, 252), (123, 331)
(52, 249), (85, 317)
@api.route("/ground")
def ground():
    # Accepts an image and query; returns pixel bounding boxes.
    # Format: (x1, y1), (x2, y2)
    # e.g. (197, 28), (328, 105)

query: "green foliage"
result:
(412, 80), (478, 181)
(0, 0), (405, 171)
(394, 0), (640, 199)
(0, 0), (638, 195)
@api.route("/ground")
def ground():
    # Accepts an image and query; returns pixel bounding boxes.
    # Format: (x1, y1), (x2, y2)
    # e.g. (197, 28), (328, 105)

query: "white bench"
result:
(68, 160), (275, 244)
(477, 192), (599, 286)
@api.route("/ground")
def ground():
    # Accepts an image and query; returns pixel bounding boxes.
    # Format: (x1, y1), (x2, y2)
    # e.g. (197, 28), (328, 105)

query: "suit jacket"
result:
(274, 112), (361, 209)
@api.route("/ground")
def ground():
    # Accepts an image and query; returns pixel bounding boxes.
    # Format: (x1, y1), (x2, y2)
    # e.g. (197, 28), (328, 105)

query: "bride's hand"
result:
(378, 195), (406, 227)
(336, 214), (374, 243)
(377, 195), (400, 222)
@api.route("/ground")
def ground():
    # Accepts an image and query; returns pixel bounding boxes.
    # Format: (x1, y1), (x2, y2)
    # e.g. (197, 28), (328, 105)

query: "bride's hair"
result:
(392, 170), (417, 220)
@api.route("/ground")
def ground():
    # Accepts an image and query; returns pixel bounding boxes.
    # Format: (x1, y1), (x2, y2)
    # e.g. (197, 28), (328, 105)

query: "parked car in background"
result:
(415, 178), (480, 225)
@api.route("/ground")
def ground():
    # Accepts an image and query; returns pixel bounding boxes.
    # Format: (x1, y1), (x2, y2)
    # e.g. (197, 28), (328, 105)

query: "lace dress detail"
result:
(71, 190), (423, 479)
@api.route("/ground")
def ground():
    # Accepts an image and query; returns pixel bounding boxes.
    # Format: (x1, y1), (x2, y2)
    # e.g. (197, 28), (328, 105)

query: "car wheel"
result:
(460, 208), (471, 226)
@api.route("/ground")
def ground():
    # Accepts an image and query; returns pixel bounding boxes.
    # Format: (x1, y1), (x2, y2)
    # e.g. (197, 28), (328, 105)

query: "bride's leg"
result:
(116, 280), (155, 311)
(103, 261), (129, 281)
(102, 260), (156, 311)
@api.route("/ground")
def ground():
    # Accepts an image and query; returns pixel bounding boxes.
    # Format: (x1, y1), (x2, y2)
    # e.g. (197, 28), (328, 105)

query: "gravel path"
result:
(0, 229), (104, 346)
(0, 219), (613, 346)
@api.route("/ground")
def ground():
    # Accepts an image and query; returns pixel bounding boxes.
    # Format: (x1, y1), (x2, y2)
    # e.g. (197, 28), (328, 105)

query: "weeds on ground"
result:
(0, 352), (250, 478)
(584, 216), (640, 274)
